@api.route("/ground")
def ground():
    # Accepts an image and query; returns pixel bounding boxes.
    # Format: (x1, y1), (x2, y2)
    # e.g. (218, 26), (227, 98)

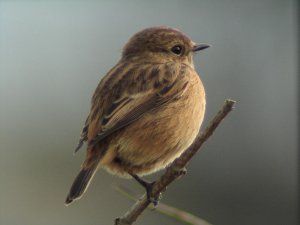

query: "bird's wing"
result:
(89, 62), (189, 146)
(90, 81), (188, 145)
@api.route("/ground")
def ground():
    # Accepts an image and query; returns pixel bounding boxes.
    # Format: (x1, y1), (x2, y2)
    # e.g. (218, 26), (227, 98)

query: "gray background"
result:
(0, 1), (298, 225)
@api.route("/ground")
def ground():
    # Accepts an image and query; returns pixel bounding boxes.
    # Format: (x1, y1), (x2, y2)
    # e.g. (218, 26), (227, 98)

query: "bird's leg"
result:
(129, 173), (160, 206)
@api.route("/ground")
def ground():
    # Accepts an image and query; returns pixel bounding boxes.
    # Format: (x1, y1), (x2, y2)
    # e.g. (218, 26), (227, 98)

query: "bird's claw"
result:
(145, 181), (161, 207)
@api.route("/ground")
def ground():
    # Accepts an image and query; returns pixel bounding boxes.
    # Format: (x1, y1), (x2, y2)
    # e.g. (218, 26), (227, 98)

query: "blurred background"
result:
(0, 1), (298, 225)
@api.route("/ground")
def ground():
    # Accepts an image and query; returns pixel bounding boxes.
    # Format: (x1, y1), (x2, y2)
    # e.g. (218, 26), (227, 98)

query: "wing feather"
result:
(90, 79), (189, 145)
(82, 62), (190, 147)
(74, 116), (89, 153)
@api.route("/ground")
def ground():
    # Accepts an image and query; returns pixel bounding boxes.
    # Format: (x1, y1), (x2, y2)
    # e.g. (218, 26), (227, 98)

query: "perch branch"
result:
(114, 185), (213, 225)
(115, 99), (236, 225)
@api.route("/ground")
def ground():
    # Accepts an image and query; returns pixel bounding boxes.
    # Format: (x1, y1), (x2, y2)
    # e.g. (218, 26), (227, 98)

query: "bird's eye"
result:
(171, 45), (183, 55)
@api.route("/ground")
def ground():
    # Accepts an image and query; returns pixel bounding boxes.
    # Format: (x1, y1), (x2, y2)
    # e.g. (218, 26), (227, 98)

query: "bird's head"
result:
(122, 26), (210, 67)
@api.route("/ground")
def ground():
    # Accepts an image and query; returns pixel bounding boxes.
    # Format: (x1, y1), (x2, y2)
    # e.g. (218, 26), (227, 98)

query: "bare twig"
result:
(115, 99), (236, 225)
(114, 185), (213, 225)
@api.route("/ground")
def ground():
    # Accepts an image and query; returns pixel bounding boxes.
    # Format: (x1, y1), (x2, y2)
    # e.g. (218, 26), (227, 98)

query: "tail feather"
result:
(65, 164), (97, 205)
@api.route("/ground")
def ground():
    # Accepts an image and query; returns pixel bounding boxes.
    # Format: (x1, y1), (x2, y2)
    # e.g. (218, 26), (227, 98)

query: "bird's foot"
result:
(130, 173), (161, 206)
(144, 181), (161, 207)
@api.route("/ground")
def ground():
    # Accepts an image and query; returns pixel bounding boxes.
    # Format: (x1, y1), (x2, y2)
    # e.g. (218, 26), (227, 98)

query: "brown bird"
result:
(65, 26), (210, 205)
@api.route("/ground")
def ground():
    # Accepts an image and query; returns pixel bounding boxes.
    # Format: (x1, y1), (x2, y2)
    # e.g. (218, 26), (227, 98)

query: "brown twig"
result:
(115, 99), (236, 225)
(113, 185), (213, 225)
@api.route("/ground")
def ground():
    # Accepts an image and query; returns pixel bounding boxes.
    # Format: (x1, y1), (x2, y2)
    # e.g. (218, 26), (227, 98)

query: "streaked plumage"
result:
(65, 26), (209, 205)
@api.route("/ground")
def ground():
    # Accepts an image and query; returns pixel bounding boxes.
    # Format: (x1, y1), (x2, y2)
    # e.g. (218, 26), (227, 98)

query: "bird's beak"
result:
(192, 43), (211, 52)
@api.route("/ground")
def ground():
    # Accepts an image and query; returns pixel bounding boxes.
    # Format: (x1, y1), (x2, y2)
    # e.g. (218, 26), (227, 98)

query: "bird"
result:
(65, 26), (210, 205)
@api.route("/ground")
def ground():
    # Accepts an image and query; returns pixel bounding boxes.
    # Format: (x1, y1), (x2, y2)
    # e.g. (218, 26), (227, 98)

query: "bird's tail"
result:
(65, 163), (98, 205)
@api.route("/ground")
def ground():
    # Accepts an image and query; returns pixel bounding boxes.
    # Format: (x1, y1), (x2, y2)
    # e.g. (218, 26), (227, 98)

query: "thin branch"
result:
(115, 99), (236, 225)
(156, 201), (212, 225)
(114, 185), (213, 225)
